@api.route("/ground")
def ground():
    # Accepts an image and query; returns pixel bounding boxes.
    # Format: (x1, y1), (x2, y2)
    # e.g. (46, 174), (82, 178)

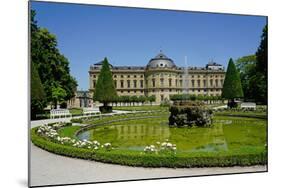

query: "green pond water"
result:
(77, 116), (267, 153)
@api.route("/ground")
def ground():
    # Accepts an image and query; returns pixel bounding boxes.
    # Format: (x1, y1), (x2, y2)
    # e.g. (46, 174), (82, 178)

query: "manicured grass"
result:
(57, 126), (81, 138)
(214, 111), (267, 119)
(69, 108), (83, 116)
(113, 105), (169, 112)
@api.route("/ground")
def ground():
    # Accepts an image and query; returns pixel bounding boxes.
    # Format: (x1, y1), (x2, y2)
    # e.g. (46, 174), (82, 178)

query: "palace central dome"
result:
(147, 51), (176, 68)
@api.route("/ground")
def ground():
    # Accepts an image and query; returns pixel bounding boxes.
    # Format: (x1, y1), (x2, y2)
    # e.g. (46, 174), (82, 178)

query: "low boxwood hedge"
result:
(31, 127), (267, 168)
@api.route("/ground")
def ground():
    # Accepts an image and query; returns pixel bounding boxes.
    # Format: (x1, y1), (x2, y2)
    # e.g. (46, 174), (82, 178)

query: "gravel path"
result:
(29, 112), (267, 187)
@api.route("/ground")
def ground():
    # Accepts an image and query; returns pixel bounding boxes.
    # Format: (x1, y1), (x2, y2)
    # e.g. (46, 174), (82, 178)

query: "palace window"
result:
(120, 80), (124, 88)
(160, 78), (164, 87)
(93, 80), (96, 88)
(179, 80), (182, 87)
(140, 80), (143, 88)
(210, 79), (213, 87)
(169, 79), (172, 87)
(161, 95), (164, 101)
(152, 79), (156, 87)
(121, 75), (124, 78)
(127, 80), (130, 88)
(133, 80), (137, 88)
(215, 79), (218, 87)
(175, 79), (178, 87)
(127, 75), (130, 78)
(114, 80), (117, 88)
(114, 75), (117, 78)
(134, 75), (137, 78)
(197, 80), (201, 87)
(93, 74), (96, 78)
(140, 75), (143, 78)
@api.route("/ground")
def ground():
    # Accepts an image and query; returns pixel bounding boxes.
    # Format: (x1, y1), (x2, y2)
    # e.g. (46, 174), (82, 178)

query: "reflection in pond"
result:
(76, 117), (266, 153)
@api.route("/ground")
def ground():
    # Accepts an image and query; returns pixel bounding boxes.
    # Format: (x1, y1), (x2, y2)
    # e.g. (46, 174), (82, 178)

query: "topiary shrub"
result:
(99, 106), (113, 113)
(169, 101), (213, 127)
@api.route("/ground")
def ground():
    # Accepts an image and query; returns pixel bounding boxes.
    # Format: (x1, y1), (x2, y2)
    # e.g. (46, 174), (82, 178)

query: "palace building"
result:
(89, 51), (225, 103)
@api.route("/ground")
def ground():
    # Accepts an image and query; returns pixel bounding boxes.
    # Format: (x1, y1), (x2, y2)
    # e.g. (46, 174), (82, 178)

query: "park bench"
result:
(241, 102), (256, 110)
(50, 109), (72, 119)
(83, 108), (101, 117)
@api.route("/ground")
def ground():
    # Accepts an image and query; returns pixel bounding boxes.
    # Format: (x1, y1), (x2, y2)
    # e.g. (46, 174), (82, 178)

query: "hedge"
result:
(31, 127), (267, 168)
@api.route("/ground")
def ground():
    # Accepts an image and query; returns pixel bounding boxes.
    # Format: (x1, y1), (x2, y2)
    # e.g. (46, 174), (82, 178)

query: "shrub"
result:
(99, 106), (113, 113)
(71, 118), (83, 123)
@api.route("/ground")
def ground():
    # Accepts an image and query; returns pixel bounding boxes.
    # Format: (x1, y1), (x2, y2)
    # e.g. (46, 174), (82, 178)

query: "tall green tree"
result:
(93, 58), (117, 111)
(235, 55), (256, 100)
(235, 25), (268, 104)
(31, 62), (46, 119)
(31, 10), (77, 109)
(254, 25), (268, 104)
(222, 58), (244, 107)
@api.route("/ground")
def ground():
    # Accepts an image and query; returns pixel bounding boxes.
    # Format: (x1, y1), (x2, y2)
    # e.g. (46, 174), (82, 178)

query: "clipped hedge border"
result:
(31, 127), (267, 168)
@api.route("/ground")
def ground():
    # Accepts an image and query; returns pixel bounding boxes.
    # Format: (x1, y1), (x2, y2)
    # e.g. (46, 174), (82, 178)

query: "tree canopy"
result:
(31, 10), (77, 110)
(93, 58), (117, 105)
(235, 25), (267, 104)
(31, 62), (46, 119)
(222, 58), (244, 99)
(235, 55), (256, 100)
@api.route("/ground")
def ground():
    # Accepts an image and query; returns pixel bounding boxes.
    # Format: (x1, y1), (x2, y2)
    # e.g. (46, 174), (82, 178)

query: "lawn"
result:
(113, 105), (169, 112)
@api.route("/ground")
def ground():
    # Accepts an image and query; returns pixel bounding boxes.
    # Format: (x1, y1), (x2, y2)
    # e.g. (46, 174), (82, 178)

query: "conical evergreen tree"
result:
(222, 58), (244, 100)
(31, 62), (46, 119)
(93, 58), (117, 111)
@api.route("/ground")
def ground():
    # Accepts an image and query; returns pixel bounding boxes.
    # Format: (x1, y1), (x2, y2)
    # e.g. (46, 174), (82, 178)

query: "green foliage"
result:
(51, 84), (67, 108)
(70, 118), (83, 123)
(256, 25), (268, 76)
(235, 25), (267, 104)
(254, 25), (268, 104)
(170, 94), (222, 102)
(93, 58), (117, 105)
(31, 62), (46, 119)
(222, 58), (244, 99)
(148, 95), (156, 105)
(31, 10), (77, 109)
(235, 55), (257, 101)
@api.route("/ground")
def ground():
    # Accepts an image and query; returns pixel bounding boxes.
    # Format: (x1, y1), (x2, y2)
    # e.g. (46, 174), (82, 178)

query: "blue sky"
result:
(31, 1), (267, 90)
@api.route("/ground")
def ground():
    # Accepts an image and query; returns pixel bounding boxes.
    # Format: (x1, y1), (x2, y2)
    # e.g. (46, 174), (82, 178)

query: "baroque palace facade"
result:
(89, 51), (225, 103)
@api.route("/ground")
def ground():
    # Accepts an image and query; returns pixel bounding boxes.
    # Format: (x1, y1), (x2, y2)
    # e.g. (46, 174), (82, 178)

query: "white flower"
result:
(161, 142), (167, 147)
(166, 143), (172, 147)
